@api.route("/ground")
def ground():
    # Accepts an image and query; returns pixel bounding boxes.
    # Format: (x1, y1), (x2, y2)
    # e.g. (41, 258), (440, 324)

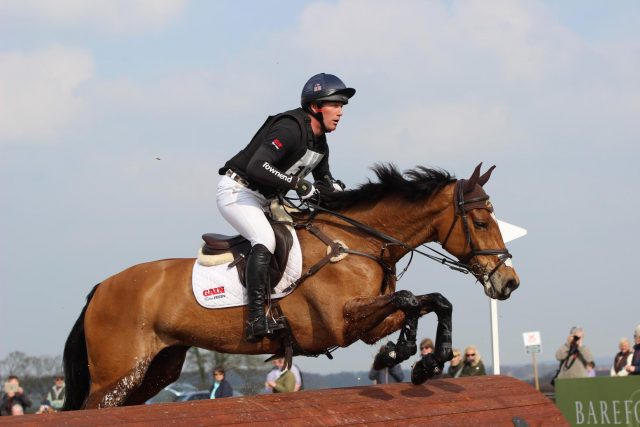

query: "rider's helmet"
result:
(300, 73), (356, 110)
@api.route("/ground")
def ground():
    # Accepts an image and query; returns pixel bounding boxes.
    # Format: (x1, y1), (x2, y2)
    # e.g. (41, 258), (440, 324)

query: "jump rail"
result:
(0, 375), (566, 426)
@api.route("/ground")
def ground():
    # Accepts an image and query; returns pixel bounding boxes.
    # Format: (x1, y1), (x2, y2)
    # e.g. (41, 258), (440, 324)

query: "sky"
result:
(1, 0), (639, 376)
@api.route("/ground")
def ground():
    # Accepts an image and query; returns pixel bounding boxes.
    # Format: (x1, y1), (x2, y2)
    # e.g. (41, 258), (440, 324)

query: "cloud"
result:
(357, 103), (515, 162)
(0, 46), (94, 143)
(0, 0), (187, 35)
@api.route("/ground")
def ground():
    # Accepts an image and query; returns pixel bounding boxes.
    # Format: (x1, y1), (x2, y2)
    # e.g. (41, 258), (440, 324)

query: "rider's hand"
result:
(295, 178), (318, 200)
(331, 179), (346, 191)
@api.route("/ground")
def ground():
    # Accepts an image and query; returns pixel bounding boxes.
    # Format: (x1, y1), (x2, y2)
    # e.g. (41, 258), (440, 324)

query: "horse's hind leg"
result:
(124, 346), (189, 405)
(85, 353), (154, 408)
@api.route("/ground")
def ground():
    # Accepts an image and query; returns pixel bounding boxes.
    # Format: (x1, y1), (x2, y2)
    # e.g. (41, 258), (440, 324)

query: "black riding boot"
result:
(245, 244), (281, 342)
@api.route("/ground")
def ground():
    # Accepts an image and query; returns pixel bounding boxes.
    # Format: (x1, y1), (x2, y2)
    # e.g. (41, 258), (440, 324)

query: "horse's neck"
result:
(346, 183), (455, 261)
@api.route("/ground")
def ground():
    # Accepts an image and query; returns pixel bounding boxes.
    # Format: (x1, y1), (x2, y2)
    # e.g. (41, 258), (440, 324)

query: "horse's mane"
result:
(318, 164), (456, 211)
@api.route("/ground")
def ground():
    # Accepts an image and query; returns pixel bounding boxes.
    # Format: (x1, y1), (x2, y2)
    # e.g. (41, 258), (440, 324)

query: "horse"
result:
(62, 163), (519, 409)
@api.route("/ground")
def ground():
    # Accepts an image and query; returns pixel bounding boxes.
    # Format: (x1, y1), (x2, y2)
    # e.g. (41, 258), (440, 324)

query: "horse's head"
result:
(437, 163), (520, 300)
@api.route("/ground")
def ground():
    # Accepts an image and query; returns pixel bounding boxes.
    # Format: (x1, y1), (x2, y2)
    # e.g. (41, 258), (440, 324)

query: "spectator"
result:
(419, 338), (434, 356)
(411, 337), (443, 379)
(265, 359), (303, 392)
(209, 367), (233, 399)
(447, 349), (463, 378)
(265, 358), (296, 393)
(625, 324), (640, 375)
(459, 345), (486, 377)
(369, 345), (404, 384)
(586, 361), (596, 377)
(1, 375), (32, 416)
(610, 337), (633, 376)
(555, 326), (594, 379)
(11, 404), (24, 416)
(45, 375), (66, 410)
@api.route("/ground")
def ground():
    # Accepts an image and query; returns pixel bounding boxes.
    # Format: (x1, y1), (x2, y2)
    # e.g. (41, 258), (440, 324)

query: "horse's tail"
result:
(62, 283), (100, 411)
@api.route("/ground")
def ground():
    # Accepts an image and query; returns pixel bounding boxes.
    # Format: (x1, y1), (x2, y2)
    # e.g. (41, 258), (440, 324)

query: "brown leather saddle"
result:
(201, 223), (294, 292)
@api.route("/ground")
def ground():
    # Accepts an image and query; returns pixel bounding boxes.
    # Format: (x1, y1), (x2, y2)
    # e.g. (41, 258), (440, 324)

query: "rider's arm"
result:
(246, 118), (303, 190)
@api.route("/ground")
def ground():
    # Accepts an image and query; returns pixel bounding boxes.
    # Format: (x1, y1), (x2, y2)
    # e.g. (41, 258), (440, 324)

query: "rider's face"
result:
(316, 101), (344, 133)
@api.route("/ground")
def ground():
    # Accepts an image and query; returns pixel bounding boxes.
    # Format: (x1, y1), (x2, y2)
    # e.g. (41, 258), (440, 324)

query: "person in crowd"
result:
(555, 326), (594, 379)
(265, 358), (296, 393)
(216, 73), (355, 343)
(45, 375), (66, 410)
(11, 403), (24, 415)
(410, 337), (443, 379)
(1, 375), (32, 416)
(209, 367), (233, 399)
(447, 348), (463, 378)
(586, 361), (596, 377)
(265, 359), (303, 392)
(625, 324), (640, 375)
(610, 337), (633, 376)
(419, 338), (434, 356)
(369, 345), (404, 384)
(459, 345), (486, 377)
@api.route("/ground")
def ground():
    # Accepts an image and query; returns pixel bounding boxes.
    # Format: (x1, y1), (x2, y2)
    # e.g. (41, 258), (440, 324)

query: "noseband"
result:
(441, 180), (512, 282)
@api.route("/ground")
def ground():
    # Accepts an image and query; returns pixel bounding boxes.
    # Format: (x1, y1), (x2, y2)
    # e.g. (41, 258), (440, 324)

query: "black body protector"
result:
(219, 107), (334, 342)
(219, 108), (335, 198)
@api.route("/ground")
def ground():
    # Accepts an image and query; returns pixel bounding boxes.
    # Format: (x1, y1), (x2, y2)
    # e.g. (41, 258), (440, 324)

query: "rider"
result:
(217, 73), (356, 342)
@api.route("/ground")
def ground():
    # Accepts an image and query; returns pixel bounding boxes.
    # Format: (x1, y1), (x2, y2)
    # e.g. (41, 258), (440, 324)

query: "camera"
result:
(572, 335), (580, 343)
(3, 382), (19, 394)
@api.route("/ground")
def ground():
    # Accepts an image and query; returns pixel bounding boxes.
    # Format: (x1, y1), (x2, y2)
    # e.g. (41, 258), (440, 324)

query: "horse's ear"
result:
(478, 165), (496, 187)
(463, 163), (483, 193)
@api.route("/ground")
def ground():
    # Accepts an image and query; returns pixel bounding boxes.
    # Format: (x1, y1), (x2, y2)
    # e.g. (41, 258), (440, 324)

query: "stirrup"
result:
(245, 316), (286, 342)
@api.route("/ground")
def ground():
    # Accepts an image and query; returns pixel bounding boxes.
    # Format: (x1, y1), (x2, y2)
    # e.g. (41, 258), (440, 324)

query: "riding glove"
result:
(295, 178), (318, 200)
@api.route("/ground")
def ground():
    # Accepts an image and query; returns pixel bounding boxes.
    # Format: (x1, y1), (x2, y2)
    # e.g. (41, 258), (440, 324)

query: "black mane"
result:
(318, 164), (456, 211)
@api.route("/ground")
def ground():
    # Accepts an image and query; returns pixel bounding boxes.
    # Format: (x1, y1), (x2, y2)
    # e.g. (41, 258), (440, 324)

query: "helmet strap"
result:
(309, 102), (327, 134)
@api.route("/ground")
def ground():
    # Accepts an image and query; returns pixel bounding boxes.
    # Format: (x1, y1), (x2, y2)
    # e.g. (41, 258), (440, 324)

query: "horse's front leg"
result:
(411, 292), (453, 384)
(343, 290), (418, 343)
(343, 290), (420, 366)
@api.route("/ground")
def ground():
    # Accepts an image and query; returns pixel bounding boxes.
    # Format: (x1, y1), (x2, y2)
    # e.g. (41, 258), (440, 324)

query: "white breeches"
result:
(216, 175), (276, 253)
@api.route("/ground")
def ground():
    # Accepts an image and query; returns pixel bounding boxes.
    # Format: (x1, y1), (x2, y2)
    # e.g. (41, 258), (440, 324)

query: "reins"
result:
(283, 178), (512, 288)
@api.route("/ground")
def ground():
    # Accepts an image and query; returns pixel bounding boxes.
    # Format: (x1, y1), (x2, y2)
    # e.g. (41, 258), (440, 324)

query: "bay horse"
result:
(63, 163), (519, 409)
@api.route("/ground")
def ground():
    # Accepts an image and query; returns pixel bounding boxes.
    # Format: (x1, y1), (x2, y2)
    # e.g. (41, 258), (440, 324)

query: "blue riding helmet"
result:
(301, 73), (356, 108)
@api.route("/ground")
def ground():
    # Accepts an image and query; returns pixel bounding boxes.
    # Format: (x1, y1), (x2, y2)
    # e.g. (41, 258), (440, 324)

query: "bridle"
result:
(441, 180), (512, 284)
(287, 178), (512, 286)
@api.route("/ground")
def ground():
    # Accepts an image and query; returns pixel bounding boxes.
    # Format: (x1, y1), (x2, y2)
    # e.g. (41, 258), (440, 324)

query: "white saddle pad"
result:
(192, 227), (302, 309)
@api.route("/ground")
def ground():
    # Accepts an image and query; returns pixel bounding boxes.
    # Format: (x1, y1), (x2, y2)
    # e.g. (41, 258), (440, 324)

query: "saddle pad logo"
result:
(203, 286), (225, 301)
(271, 138), (283, 150)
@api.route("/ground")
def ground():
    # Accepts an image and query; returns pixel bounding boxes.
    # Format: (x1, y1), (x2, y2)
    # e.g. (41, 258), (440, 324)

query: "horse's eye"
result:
(473, 221), (488, 230)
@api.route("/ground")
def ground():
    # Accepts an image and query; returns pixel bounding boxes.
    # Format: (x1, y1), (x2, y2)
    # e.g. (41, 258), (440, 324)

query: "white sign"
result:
(497, 220), (527, 243)
(523, 331), (542, 354)
(523, 331), (541, 346)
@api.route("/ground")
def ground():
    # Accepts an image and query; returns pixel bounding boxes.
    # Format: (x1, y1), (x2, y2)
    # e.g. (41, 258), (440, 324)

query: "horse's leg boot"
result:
(244, 244), (284, 342)
(410, 353), (442, 385)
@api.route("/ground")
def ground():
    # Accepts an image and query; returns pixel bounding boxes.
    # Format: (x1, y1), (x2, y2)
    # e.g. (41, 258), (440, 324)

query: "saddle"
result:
(201, 223), (294, 292)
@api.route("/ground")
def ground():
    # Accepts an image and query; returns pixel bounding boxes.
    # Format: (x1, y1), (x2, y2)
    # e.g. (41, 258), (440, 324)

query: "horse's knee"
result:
(392, 290), (419, 311)
(428, 292), (452, 316)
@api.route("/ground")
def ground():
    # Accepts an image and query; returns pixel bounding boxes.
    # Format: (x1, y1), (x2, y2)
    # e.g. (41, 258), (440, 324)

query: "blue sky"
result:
(1, 0), (639, 375)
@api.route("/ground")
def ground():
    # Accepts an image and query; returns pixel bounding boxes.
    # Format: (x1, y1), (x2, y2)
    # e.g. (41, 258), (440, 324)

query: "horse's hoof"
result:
(373, 341), (398, 370)
(410, 354), (441, 385)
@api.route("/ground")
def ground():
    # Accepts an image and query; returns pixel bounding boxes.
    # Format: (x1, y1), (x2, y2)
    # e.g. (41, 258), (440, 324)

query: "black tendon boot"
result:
(245, 244), (282, 342)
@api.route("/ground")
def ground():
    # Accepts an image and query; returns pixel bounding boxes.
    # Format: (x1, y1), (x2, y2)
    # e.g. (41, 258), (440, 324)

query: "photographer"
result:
(1, 375), (32, 416)
(554, 327), (594, 379)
